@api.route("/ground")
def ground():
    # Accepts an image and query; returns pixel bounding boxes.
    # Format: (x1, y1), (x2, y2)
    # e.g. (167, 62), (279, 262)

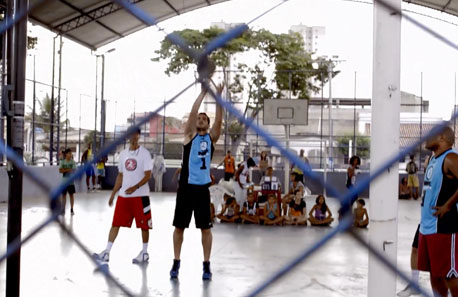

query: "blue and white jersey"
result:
(420, 149), (458, 235)
(179, 133), (215, 186)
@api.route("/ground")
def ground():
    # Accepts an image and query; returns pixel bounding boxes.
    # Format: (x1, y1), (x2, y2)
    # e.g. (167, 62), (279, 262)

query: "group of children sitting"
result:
(214, 184), (369, 228)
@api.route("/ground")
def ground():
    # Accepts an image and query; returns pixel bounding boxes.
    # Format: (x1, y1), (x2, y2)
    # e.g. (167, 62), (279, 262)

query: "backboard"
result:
(263, 99), (308, 125)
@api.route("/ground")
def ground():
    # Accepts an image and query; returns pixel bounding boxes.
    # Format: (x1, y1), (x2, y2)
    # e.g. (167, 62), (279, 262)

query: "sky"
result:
(25, 0), (458, 132)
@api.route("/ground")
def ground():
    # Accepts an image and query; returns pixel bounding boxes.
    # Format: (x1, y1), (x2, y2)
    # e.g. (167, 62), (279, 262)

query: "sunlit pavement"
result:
(0, 191), (430, 297)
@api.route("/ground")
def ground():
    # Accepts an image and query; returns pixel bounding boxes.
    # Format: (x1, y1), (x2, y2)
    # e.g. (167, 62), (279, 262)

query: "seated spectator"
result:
(259, 166), (281, 191)
(308, 195), (334, 226)
(399, 177), (410, 200)
(353, 199), (369, 228)
(260, 194), (284, 225)
(217, 195), (240, 223)
(284, 194), (307, 226)
(281, 173), (305, 216)
(240, 192), (259, 224)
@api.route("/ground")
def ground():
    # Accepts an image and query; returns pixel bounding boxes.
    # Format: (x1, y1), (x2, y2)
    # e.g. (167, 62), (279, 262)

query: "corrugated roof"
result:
(407, 0), (458, 17)
(399, 122), (458, 147)
(28, 0), (458, 50)
(28, 0), (228, 50)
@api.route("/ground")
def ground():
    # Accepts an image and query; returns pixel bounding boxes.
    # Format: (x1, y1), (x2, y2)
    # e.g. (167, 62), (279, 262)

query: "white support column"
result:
(368, 0), (401, 296)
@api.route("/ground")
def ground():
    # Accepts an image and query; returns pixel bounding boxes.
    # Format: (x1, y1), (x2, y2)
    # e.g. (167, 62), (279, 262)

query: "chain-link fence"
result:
(0, 0), (458, 297)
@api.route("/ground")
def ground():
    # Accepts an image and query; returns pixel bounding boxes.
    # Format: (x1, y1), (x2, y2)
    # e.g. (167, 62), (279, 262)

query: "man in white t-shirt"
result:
(93, 128), (153, 264)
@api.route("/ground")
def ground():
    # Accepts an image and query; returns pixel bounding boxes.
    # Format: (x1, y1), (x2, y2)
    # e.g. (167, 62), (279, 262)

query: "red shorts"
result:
(418, 233), (458, 278)
(112, 196), (152, 230)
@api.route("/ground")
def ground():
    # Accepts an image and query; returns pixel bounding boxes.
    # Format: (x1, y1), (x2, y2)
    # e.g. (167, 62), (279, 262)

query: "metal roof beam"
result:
(55, 0), (144, 35)
(162, 0), (179, 15)
(441, 0), (452, 12)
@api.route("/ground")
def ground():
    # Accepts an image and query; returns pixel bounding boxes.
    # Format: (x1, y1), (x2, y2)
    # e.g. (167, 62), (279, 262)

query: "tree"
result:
(26, 94), (68, 134)
(153, 27), (338, 154)
(336, 133), (370, 160)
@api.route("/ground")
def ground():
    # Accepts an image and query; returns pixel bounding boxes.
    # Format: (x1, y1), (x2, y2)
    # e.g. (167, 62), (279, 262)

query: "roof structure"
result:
(28, 0), (228, 50)
(28, 0), (458, 50)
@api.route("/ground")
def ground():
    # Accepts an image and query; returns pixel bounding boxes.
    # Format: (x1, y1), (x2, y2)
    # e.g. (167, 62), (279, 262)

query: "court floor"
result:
(0, 191), (430, 297)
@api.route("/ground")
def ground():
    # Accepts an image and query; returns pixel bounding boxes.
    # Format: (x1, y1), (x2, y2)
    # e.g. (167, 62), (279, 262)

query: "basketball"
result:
(197, 57), (216, 82)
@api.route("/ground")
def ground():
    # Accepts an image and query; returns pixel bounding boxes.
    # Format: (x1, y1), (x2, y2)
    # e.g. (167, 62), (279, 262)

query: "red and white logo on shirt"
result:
(125, 159), (137, 171)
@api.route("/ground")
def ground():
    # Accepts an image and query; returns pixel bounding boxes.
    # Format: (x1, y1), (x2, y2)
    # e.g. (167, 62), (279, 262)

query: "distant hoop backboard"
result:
(263, 99), (308, 125)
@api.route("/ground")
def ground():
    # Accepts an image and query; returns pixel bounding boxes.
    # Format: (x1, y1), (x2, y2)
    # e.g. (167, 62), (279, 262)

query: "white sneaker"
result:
(93, 250), (109, 262)
(132, 251), (149, 264)
(397, 285), (420, 297)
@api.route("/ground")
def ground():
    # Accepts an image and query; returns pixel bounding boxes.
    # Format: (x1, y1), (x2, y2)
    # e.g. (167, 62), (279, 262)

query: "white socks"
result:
(104, 242), (146, 254)
(106, 242), (113, 253)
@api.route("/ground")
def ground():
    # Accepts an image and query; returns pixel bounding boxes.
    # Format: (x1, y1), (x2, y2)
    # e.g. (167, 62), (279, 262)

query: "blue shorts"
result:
(85, 165), (95, 177)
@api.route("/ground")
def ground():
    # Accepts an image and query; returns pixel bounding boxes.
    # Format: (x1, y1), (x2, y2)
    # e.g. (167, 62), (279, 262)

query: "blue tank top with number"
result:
(420, 149), (458, 235)
(179, 133), (214, 186)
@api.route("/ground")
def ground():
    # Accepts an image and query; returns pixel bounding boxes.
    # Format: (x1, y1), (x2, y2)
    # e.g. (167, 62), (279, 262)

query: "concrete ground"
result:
(0, 191), (430, 297)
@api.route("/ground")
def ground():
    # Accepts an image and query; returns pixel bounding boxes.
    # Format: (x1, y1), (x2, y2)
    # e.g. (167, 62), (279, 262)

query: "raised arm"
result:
(210, 82), (224, 143)
(184, 87), (208, 144)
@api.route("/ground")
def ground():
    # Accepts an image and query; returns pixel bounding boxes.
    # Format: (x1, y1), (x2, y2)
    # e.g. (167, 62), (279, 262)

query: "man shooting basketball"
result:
(170, 62), (224, 280)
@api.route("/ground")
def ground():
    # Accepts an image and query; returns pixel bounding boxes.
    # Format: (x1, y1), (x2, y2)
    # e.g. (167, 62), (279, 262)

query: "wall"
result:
(0, 166), (86, 202)
(0, 166), (423, 202)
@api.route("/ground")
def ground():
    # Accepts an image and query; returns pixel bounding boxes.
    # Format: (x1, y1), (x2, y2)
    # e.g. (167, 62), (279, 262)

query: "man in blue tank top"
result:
(417, 126), (458, 297)
(170, 78), (224, 281)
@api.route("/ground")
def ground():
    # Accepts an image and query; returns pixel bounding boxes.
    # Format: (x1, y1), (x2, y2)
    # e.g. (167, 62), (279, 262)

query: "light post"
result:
(31, 53), (36, 164)
(92, 48), (115, 156)
(312, 55), (343, 195)
(79, 93), (91, 161)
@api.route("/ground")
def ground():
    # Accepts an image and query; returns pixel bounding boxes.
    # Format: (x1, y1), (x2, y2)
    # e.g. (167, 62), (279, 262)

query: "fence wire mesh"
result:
(1, 0), (458, 296)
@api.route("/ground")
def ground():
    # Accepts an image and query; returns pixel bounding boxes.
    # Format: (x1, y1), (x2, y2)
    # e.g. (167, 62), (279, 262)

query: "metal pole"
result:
(284, 124), (290, 195)
(6, 0), (28, 294)
(419, 72), (423, 170)
(56, 35), (62, 162)
(50, 36), (56, 165)
(256, 73), (261, 154)
(94, 56), (98, 156)
(144, 111), (147, 146)
(454, 72), (456, 143)
(320, 72), (324, 169)
(32, 54), (36, 164)
(353, 71), (357, 156)
(78, 94), (82, 162)
(114, 100), (117, 142)
(101, 55), (105, 149)
(328, 62), (333, 172)
(0, 3), (7, 166)
(288, 71), (292, 99)
(65, 90), (68, 148)
(162, 98), (165, 155)
(224, 68), (229, 156)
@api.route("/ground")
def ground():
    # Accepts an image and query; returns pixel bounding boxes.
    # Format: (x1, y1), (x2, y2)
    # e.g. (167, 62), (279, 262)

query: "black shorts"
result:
(412, 224), (420, 249)
(224, 172), (234, 181)
(63, 185), (76, 195)
(173, 184), (213, 229)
